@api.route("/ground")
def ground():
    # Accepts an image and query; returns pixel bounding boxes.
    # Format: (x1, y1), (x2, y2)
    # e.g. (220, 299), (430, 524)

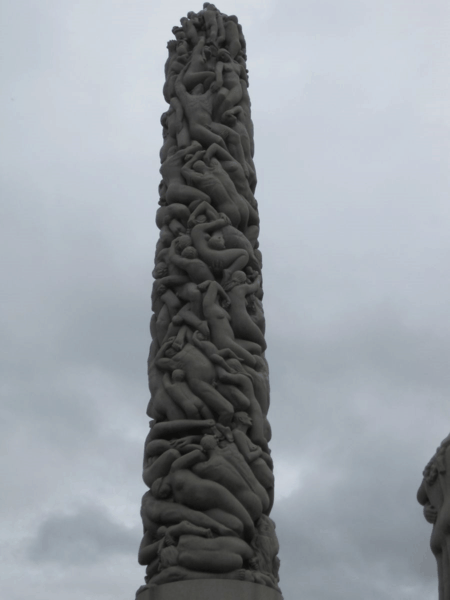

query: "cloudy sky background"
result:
(1, 0), (450, 598)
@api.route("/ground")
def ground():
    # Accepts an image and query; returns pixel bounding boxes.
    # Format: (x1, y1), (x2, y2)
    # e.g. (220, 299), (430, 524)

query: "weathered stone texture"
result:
(137, 5), (282, 597)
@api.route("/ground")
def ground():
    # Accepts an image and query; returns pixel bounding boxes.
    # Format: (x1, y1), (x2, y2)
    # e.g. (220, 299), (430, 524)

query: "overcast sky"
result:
(1, 1), (450, 599)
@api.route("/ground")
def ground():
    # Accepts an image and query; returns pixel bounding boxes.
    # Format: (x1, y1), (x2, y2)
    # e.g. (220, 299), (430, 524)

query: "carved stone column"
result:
(136, 5), (283, 599)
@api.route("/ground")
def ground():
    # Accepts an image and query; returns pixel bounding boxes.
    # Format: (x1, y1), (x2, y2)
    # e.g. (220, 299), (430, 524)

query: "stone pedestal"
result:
(136, 579), (283, 600)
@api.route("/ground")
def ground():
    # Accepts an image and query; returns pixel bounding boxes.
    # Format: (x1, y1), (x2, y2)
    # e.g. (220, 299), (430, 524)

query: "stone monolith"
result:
(136, 6), (283, 599)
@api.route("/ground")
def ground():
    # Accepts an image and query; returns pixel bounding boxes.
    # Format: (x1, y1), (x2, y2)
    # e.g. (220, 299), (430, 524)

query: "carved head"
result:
(166, 146), (179, 158)
(223, 270), (247, 290)
(158, 180), (167, 199)
(156, 283), (167, 297)
(221, 297), (231, 310)
(234, 411), (252, 429)
(153, 262), (168, 279)
(160, 111), (168, 128)
(181, 246), (198, 260)
(172, 369), (185, 382)
(193, 160), (207, 173)
(222, 111), (237, 126)
(176, 235), (192, 252)
(152, 477), (171, 500)
(176, 40), (189, 55)
(218, 48), (231, 62)
(166, 40), (177, 53)
(207, 231), (225, 250)
(191, 83), (205, 96)
(201, 434), (218, 451)
(156, 525), (167, 539)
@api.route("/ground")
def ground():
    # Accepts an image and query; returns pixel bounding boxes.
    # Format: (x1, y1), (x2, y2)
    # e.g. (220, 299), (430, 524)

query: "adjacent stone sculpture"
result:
(136, 5), (282, 598)
(417, 433), (450, 600)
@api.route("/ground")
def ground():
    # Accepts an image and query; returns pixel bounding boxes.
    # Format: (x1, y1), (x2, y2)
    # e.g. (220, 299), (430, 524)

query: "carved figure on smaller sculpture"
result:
(417, 433), (450, 600)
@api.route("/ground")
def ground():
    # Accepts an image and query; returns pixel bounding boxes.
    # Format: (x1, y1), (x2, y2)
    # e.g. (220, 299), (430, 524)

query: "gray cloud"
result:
(1, 0), (449, 599)
(27, 505), (140, 565)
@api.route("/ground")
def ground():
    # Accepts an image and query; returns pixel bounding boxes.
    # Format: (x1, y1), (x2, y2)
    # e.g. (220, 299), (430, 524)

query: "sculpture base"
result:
(136, 579), (283, 600)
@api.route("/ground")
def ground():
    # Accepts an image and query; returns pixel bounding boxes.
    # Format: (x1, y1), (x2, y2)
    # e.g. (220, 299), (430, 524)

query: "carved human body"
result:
(418, 435), (450, 600)
(155, 339), (235, 423)
(175, 69), (227, 150)
(182, 37), (216, 91)
(223, 271), (266, 350)
(214, 49), (247, 116)
(152, 459), (255, 540)
(181, 154), (249, 229)
(190, 220), (249, 281)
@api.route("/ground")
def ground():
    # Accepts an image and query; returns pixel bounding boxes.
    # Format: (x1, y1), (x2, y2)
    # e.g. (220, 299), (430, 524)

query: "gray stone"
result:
(417, 433), (450, 600)
(137, 4), (282, 596)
